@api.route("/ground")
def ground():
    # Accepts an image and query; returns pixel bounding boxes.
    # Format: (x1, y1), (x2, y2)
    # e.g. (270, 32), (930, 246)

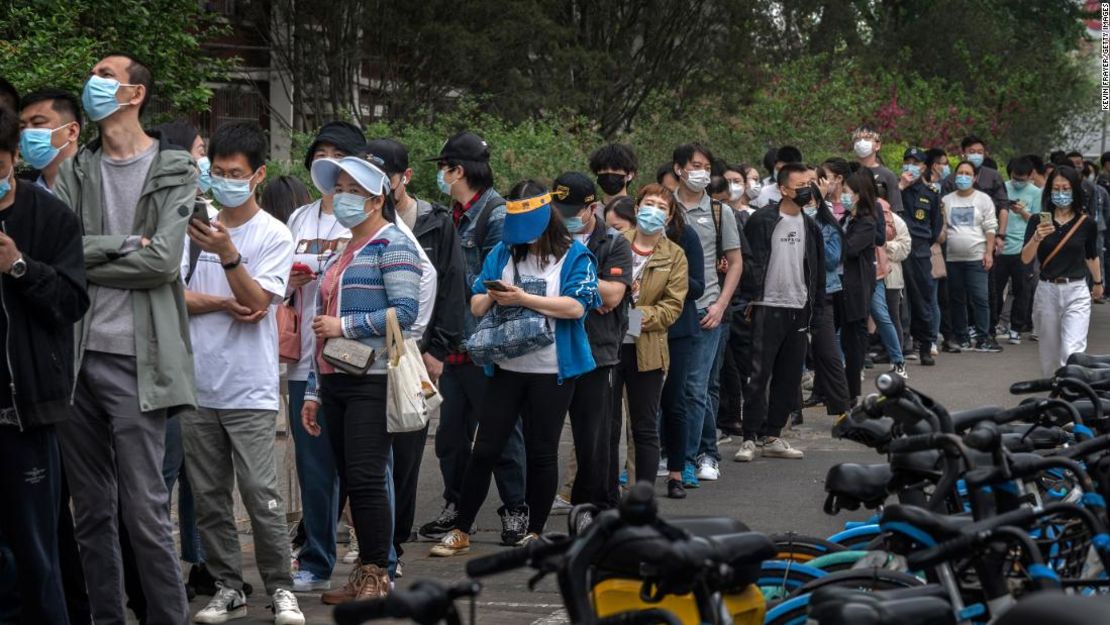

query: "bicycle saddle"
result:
(824, 463), (892, 513)
(890, 448), (943, 480)
(880, 504), (972, 545)
(807, 585), (955, 625)
(1066, 353), (1110, 368)
(999, 423), (1070, 449)
(951, 406), (1003, 432)
(994, 591), (1110, 625)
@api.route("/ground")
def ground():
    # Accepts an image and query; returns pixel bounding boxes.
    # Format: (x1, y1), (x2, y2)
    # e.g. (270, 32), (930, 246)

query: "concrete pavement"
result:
(182, 303), (1110, 624)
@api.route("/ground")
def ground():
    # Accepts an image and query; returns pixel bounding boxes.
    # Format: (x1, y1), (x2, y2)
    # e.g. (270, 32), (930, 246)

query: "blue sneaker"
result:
(682, 463), (700, 488)
(618, 470), (629, 486)
(292, 569), (331, 592)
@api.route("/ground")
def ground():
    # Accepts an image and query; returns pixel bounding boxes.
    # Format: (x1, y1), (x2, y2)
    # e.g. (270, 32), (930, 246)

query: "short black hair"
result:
(776, 162), (809, 187)
(762, 148), (778, 176)
(776, 145), (803, 165)
(1026, 154), (1046, 174)
(1049, 150), (1068, 166)
(821, 157), (851, 180)
(708, 175), (729, 196)
(960, 135), (986, 151)
(1007, 156), (1033, 178)
(151, 120), (199, 153)
(0, 77), (19, 112)
(655, 162), (677, 184)
(19, 88), (82, 128)
(208, 121), (268, 170)
(444, 158), (494, 191)
(589, 143), (638, 175)
(0, 104), (19, 155)
(924, 148), (947, 169)
(260, 175), (312, 224)
(672, 142), (714, 168)
(603, 195), (637, 226)
(104, 52), (153, 115)
(1066, 150), (1083, 160)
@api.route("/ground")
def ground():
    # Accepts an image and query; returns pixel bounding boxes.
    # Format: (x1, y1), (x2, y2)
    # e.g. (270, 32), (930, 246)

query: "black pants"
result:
(991, 254), (1033, 333)
(391, 424), (427, 557)
(842, 317), (869, 401)
(610, 345), (664, 505)
(811, 294), (850, 415)
(567, 365), (614, 507)
(456, 369), (575, 535)
(0, 425), (70, 625)
(660, 336), (694, 472)
(903, 253), (936, 347)
(742, 306), (809, 441)
(937, 276), (953, 341)
(320, 374), (392, 567)
(885, 286), (905, 355)
(718, 312), (751, 427)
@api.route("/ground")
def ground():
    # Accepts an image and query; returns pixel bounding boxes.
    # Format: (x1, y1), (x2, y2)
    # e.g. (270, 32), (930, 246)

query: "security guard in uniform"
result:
(899, 147), (942, 365)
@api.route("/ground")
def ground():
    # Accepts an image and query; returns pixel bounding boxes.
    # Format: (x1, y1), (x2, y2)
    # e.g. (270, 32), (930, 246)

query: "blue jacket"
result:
(820, 221), (843, 294)
(473, 240), (600, 382)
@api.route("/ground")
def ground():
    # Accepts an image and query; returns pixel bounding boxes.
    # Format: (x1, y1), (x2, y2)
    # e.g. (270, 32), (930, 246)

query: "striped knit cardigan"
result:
(305, 223), (422, 402)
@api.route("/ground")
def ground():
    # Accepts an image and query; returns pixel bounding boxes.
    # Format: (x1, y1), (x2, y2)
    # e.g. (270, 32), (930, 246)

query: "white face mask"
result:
(728, 181), (745, 202)
(745, 181), (762, 200)
(683, 169), (711, 192)
(854, 139), (874, 158)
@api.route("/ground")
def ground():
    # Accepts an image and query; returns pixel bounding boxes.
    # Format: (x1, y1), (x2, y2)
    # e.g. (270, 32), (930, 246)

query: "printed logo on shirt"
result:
(778, 230), (802, 246)
(949, 206), (975, 227)
(295, 237), (349, 256)
(915, 209), (926, 221)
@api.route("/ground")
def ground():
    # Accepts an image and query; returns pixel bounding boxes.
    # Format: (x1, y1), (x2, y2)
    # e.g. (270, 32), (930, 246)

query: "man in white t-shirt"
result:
(179, 122), (302, 625)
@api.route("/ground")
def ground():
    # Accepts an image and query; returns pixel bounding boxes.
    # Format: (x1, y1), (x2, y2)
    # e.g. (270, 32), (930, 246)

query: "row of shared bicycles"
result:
(334, 352), (1110, 625)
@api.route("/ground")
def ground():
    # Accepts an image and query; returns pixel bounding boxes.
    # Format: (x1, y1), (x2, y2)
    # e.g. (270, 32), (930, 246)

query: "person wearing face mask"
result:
(851, 126), (903, 215)
(1022, 165), (1103, 375)
(0, 104), (89, 625)
(819, 158), (851, 220)
(723, 163), (751, 215)
(753, 145), (801, 209)
(671, 143), (742, 483)
(52, 53), (197, 625)
(16, 89), (81, 192)
(367, 138), (463, 578)
(992, 157), (1042, 345)
(420, 131), (529, 548)
(923, 148), (950, 192)
(717, 163), (757, 438)
(300, 155), (423, 602)
(736, 162), (824, 462)
(942, 136), (1009, 216)
(589, 143), (638, 202)
(177, 122), (304, 623)
(942, 160), (1001, 354)
(834, 171), (878, 406)
(898, 147), (942, 365)
(611, 184), (688, 499)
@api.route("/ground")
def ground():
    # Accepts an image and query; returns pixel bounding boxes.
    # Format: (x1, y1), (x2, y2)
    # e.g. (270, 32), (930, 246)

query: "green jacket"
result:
(53, 131), (198, 413)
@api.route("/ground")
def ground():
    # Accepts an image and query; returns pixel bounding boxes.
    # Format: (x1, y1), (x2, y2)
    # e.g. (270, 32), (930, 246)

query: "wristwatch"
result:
(8, 256), (26, 279)
(221, 254), (243, 271)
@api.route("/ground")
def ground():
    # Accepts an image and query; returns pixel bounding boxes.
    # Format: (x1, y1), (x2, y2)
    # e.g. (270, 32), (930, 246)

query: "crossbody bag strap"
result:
(1041, 213), (1087, 271)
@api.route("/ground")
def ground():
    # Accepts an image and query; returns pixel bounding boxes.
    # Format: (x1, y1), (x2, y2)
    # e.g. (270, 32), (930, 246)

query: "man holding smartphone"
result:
(993, 157), (1042, 344)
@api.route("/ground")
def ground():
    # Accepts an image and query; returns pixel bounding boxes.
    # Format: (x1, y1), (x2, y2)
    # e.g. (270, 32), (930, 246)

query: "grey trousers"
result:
(182, 407), (291, 595)
(58, 351), (188, 625)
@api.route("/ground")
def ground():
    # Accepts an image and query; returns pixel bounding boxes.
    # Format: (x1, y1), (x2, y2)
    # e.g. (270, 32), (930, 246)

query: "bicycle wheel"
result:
(827, 524), (883, 550)
(769, 533), (846, 562)
(805, 550), (870, 573)
(788, 567), (924, 598)
(758, 560), (826, 602)
(762, 593), (811, 625)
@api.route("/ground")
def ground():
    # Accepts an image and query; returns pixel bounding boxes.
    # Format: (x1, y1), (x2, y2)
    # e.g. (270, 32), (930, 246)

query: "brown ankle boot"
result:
(354, 563), (391, 600)
(321, 565), (367, 605)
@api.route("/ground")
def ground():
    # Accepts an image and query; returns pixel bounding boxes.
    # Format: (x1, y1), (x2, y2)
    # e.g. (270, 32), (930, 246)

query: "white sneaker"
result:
(551, 494), (573, 511)
(762, 437), (804, 459)
(194, 585), (247, 623)
(733, 440), (757, 463)
(891, 363), (907, 379)
(271, 588), (305, 625)
(696, 455), (720, 481)
(1008, 330), (1022, 345)
(930, 342), (939, 356)
(656, 458), (669, 478)
(291, 570), (330, 592)
(342, 527), (359, 564)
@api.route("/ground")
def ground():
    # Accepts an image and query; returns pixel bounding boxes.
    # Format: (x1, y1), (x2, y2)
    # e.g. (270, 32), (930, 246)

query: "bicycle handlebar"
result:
(332, 580), (481, 625)
(465, 536), (571, 578)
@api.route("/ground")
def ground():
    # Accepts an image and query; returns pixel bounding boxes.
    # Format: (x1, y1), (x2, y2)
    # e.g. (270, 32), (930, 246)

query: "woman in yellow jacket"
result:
(609, 183), (690, 500)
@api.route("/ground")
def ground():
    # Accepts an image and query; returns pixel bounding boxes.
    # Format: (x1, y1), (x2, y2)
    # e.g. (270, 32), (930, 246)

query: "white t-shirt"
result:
(498, 253), (566, 374)
(942, 190), (998, 262)
(758, 211), (807, 309)
(182, 209), (295, 410)
(286, 201), (352, 381)
(753, 183), (782, 209)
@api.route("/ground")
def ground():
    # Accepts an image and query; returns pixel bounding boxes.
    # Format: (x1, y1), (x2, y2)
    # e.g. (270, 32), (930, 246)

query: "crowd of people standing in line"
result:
(0, 51), (1106, 625)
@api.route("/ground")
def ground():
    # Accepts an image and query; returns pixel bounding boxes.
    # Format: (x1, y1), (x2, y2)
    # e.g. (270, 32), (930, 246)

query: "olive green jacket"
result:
(623, 229), (688, 372)
(54, 132), (198, 413)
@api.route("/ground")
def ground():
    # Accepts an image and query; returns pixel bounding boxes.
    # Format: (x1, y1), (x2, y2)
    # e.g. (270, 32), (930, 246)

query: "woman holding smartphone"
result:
(431, 181), (599, 556)
(1022, 165), (1103, 376)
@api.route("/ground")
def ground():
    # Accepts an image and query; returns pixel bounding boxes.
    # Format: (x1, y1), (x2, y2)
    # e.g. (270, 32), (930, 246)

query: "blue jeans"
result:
(684, 315), (725, 464)
(288, 380), (340, 579)
(946, 260), (990, 342)
(699, 322), (729, 461)
(164, 415), (205, 564)
(870, 281), (904, 364)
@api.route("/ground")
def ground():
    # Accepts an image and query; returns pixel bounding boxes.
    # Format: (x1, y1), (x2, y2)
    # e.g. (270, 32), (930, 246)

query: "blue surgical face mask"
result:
(636, 205), (668, 234)
(1012, 179), (1028, 190)
(955, 174), (974, 191)
(82, 75), (133, 122)
(19, 125), (72, 170)
(563, 215), (586, 234)
(0, 169), (11, 201)
(196, 157), (212, 193)
(1051, 191), (1073, 208)
(941, 164), (951, 179)
(840, 192), (854, 211)
(966, 153), (984, 168)
(902, 163), (922, 180)
(210, 174), (256, 208)
(437, 168), (453, 195)
(803, 205), (818, 218)
(333, 192), (371, 228)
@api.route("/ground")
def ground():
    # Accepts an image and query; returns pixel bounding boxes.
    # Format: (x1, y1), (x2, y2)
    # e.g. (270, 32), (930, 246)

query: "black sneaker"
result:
(718, 419), (743, 436)
(667, 479), (687, 499)
(498, 505), (528, 546)
(919, 350), (935, 366)
(790, 410), (804, 426)
(802, 393), (824, 408)
(975, 338), (1003, 353)
(418, 503), (458, 539)
(188, 562), (218, 596)
(941, 340), (962, 354)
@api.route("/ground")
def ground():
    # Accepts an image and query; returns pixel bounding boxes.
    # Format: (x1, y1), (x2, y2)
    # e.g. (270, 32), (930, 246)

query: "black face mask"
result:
(791, 185), (814, 208)
(597, 173), (626, 196)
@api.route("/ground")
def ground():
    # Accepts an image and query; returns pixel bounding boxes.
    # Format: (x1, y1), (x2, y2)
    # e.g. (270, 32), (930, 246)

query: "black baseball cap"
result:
(303, 121), (367, 171)
(903, 147), (927, 163)
(365, 138), (409, 176)
(426, 131), (490, 163)
(551, 171), (597, 215)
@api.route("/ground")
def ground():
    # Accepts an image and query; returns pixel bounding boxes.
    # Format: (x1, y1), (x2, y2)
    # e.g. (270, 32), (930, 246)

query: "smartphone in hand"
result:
(191, 199), (211, 226)
(483, 279), (511, 292)
(292, 262), (314, 276)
